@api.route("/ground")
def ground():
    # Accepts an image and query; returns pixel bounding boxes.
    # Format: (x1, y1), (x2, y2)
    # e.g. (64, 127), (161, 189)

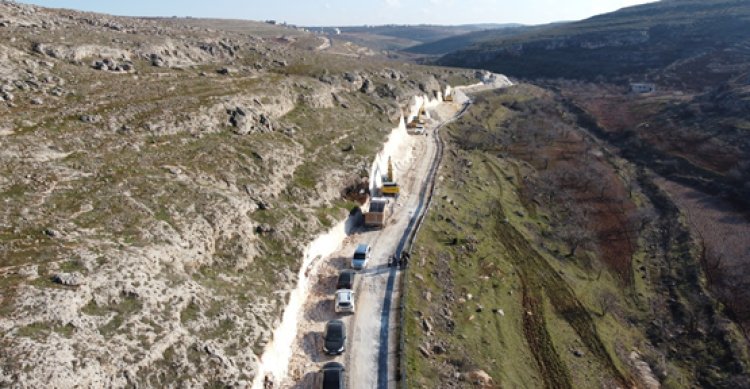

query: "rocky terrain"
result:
(0, 1), (475, 387)
(399, 1), (750, 387)
(436, 0), (750, 84)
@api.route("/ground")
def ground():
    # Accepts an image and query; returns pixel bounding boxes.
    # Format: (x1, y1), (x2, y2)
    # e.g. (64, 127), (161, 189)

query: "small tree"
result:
(559, 224), (595, 257)
(597, 290), (619, 316)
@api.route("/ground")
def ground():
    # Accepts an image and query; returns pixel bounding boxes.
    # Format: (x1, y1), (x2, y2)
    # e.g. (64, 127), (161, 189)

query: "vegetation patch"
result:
(406, 85), (749, 388)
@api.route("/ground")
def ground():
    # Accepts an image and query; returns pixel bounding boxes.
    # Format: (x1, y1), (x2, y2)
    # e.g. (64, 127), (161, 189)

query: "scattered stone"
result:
(217, 67), (233, 75)
(514, 210), (524, 217)
(31, 97), (43, 105)
(341, 144), (354, 152)
(418, 345), (431, 358)
(476, 305), (484, 313)
(150, 54), (166, 67)
(573, 349), (585, 357)
(256, 224), (274, 235)
(166, 166), (182, 175)
(80, 114), (102, 123)
(421, 318), (432, 333)
(360, 78), (375, 94)
(93, 61), (109, 71)
(43, 228), (61, 238)
(1, 92), (13, 102)
(52, 272), (84, 287)
(433, 344), (447, 354)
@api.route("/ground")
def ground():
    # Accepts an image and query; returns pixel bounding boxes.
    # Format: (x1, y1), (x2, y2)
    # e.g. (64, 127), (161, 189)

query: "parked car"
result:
(336, 270), (355, 290)
(351, 243), (371, 270)
(335, 289), (355, 313)
(323, 319), (346, 355)
(320, 361), (345, 389)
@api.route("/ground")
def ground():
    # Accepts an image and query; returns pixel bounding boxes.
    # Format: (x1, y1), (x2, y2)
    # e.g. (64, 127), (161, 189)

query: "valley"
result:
(2, 0), (750, 388)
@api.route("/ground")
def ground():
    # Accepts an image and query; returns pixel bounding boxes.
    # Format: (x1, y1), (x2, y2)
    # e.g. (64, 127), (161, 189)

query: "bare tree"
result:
(559, 224), (595, 257)
(597, 290), (619, 316)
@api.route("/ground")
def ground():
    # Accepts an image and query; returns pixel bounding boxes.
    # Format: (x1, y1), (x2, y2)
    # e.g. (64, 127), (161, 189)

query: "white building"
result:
(631, 83), (656, 94)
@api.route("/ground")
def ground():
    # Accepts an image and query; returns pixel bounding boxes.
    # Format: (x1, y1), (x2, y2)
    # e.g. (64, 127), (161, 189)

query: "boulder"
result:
(52, 272), (84, 287)
(80, 114), (102, 123)
(461, 370), (494, 388)
(360, 78), (375, 94)
(43, 229), (61, 238)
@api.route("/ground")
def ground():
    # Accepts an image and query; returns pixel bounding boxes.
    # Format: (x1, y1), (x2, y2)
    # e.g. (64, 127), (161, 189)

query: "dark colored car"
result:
(320, 361), (345, 389)
(336, 270), (355, 290)
(323, 319), (346, 355)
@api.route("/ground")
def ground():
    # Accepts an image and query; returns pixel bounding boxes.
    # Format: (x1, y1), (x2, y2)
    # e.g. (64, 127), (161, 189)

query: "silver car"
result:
(335, 289), (355, 313)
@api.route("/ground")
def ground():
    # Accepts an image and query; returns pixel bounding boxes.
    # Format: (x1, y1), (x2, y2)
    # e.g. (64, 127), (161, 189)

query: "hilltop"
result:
(437, 0), (750, 85)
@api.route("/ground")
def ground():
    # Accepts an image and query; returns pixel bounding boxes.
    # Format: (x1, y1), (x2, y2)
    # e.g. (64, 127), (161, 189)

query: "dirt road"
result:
(279, 100), (463, 388)
(272, 76), (512, 389)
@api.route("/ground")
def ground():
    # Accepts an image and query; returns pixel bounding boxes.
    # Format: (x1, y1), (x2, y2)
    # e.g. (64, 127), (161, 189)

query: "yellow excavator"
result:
(407, 104), (426, 130)
(381, 157), (400, 196)
(417, 104), (426, 124)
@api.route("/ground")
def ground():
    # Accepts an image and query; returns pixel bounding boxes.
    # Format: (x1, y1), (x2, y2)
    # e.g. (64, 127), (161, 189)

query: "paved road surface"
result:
(281, 103), (457, 389)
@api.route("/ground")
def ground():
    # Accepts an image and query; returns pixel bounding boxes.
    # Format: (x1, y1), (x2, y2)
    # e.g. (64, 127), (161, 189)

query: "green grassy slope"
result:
(404, 85), (750, 388)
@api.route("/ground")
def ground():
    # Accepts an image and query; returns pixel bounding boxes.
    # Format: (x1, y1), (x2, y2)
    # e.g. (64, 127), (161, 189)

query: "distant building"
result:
(631, 83), (656, 94)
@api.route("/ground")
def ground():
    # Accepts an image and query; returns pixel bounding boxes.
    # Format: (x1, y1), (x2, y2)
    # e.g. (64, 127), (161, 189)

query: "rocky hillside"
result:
(404, 24), (554, 56)
(0, 1), (474, 386)
(307, 24), (519, 53)
(437, 0), (750, 86)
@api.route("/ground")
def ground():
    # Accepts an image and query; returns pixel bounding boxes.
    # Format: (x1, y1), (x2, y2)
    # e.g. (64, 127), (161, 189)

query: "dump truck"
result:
(407, 118), (425, 134)
(381, 157), (400, 196)
(364, 197), (388, 228)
